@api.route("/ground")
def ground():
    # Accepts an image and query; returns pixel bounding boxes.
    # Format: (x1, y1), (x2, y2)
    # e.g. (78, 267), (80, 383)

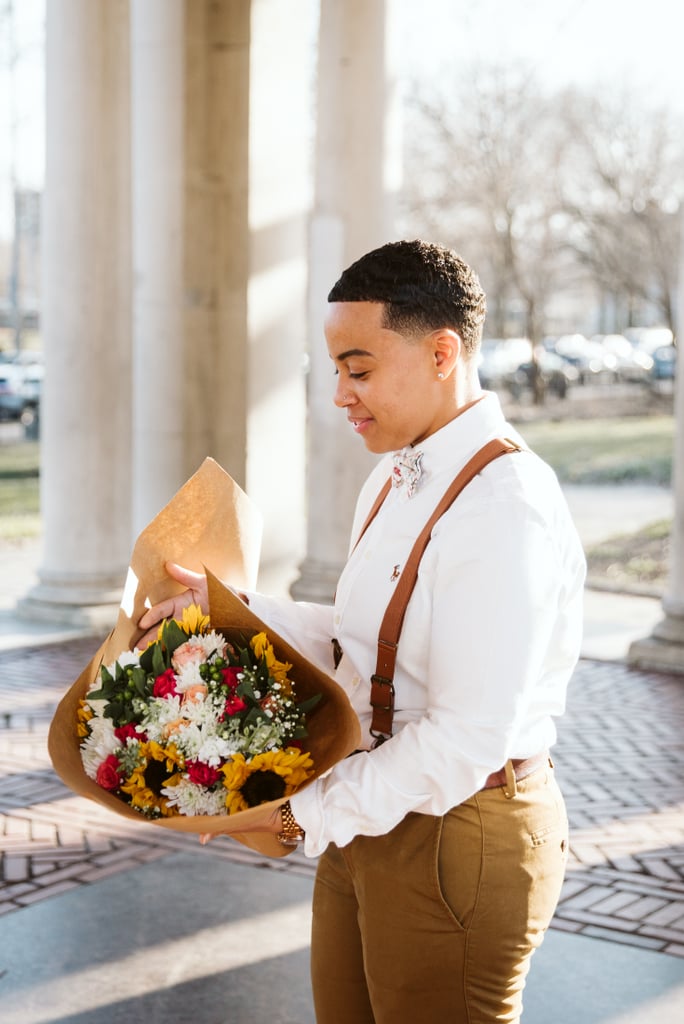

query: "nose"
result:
(334, 377), (355, 408)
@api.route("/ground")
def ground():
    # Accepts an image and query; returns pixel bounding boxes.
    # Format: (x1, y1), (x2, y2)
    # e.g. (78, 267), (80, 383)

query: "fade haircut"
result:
(327, 240), (487, 356)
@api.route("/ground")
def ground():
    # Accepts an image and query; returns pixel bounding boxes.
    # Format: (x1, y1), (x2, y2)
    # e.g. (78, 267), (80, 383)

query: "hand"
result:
(137, 562), (209, 648)
(199, 803), (284, 846)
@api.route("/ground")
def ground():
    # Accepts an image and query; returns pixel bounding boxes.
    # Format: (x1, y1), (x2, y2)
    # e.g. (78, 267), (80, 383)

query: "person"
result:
(138, 239), (586, 1023)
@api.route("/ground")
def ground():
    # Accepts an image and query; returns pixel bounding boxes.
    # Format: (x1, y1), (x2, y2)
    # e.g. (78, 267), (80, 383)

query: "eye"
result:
(349, 371), (368, 380)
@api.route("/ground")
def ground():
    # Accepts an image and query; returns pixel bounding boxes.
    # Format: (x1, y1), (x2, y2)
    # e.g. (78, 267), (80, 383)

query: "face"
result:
(325, 301), (457, 454)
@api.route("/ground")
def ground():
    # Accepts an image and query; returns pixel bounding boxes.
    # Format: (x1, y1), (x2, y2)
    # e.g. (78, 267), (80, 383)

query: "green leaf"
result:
(242, 706), (265, 730)
(297, 694), (323, 715)
(162, 619), (189, 655)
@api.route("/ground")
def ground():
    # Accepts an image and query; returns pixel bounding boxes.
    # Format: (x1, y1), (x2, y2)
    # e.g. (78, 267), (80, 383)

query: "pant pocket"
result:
(433, 799), (484, 931)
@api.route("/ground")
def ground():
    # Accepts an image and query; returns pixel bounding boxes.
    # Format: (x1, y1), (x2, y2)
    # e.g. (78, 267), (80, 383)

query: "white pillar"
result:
(629, 210), (684, 674)
(22, 0), (131, 625)
(291, 0), (402, 602)
(246, 0), (314, 583)
(130, 0), (186, 535)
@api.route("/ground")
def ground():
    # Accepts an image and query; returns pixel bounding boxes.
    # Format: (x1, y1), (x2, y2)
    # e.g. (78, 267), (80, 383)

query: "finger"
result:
(199, 833), (214, 845)
(166, 562), (206, 589)
(139, 596), (179, 631)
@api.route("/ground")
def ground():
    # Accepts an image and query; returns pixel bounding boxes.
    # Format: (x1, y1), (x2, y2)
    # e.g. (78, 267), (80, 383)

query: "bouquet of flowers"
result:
(48, 458), (361, 857)
(78, 604), (320, 821)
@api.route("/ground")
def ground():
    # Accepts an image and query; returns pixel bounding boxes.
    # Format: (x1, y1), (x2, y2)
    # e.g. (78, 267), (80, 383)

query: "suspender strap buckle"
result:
(370, 674), (395, 712)
(369, 673), (395, 745)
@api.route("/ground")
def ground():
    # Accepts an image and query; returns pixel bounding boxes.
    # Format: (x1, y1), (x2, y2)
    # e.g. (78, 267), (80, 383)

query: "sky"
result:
(396, 0), (684, 112)
(1, 0), (683, 242)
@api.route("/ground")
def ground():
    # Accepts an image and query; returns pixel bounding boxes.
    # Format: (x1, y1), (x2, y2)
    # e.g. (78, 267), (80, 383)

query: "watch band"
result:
(277, 800), (305, 847)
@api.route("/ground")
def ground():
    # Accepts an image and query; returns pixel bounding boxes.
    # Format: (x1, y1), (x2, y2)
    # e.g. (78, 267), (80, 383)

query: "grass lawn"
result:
(519, 415), (674, 485)
(0, 439), (41, 540)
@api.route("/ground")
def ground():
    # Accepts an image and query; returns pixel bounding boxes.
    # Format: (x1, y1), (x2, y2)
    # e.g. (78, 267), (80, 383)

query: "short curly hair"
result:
(327, 240), (487, 355)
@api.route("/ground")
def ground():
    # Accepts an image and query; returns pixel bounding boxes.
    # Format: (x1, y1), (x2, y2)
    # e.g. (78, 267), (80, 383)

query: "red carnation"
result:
(186, 760), (221, 787)
(220, 666), (242, 691)
(153, 668), (179, 698)
(114, 723), (139, 744)
(96, 754), (123, 791)
(223, 694), (246, 717)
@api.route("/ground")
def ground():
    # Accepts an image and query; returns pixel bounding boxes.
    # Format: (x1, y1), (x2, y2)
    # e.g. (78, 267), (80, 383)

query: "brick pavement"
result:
(1, 638), (683, 958)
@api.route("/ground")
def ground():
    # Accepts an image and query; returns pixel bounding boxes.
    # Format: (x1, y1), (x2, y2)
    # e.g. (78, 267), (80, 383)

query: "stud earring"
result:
(437, 372), (444, 380)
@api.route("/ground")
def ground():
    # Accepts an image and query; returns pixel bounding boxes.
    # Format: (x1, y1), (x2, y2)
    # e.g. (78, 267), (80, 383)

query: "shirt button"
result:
(351, 675), (360, 688)
(334, 614), (340, 625)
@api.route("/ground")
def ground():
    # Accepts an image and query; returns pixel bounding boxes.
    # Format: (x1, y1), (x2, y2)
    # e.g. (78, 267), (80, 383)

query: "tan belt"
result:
(481, 752), (549, 791)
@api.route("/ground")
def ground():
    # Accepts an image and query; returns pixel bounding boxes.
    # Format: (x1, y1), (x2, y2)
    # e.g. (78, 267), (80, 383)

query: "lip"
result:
(348, 416), (373, 434)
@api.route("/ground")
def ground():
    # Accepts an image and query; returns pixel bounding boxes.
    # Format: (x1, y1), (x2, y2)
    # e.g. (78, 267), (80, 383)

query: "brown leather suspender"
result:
(357, 437), (523, 746)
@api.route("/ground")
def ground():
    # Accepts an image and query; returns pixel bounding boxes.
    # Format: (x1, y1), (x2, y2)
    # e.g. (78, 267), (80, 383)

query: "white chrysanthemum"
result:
(195, 732), (239, 766)
(161, 778), (228, 816)
(173, 719), (238, 765)
(139, 694), (184, 741)
(173, 661), (205, 691)
(83, 695), (108, 719)
(80, 717), (120, 779)
(117, 650), (141, 669)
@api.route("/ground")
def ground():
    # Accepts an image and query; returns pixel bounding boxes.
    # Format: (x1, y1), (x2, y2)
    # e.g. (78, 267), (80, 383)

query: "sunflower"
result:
(222, 747), (315, 814)
(250, 631), (293, 691)
(76, 699), (93, 739)
(120, 740), (184, 817)
(151, 603), (211, 648)
(179, 603), (211, 635)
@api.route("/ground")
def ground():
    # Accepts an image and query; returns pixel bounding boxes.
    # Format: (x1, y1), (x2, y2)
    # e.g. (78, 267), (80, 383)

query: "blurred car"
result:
(478, 337), (532, 391)
(553, 334), (617, 383)
(0, 360), (42, 426)
(651, 344), (676, 384)
(624, 326), (674, 354)
(509, 350), (580, 399)
(592, 334), (653, 385)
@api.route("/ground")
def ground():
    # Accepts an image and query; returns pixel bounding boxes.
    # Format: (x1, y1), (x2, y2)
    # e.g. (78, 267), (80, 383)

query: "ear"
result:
(432, 329), (461, 378)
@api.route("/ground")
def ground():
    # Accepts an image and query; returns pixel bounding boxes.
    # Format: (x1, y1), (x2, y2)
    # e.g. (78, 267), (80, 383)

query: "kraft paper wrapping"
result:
(48, 458), (361, 859)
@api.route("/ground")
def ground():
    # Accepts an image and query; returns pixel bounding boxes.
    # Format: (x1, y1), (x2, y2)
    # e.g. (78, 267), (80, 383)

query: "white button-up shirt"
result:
(247, 393), (586, 857)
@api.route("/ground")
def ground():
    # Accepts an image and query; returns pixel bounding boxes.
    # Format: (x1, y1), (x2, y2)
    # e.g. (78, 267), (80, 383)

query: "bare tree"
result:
(400, 66), (683, 349)
(401, 64), (569, 350)
(557, 88), (682, 334)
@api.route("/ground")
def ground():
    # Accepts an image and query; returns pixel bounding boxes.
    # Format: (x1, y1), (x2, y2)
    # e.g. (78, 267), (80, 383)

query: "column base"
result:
(289, 558), (343, 604)
(628, 611), (684, 676)
(17, 570), (125, 630)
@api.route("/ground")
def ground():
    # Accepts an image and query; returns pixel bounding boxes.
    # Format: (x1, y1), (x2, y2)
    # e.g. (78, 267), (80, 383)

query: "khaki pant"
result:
(311, 762), (568, 1024)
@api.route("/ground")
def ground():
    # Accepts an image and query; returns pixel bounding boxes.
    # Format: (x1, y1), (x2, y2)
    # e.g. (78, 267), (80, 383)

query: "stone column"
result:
(290, 0), (402, 602)
(22, 0), (131, 625)
(130, 0), (186, 534)
(629, 214), (684, 674)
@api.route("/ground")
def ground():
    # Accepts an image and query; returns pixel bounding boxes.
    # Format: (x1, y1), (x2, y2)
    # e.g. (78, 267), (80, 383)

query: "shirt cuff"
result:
(290, 783), (326, 858)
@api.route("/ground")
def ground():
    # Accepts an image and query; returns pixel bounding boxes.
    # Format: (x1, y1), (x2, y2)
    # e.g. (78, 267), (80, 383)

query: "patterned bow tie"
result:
(392, 448), (424, 498)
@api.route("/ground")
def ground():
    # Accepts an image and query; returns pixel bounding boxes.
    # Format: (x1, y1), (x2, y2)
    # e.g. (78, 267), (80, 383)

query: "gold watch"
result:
(277, 800), (305, 847)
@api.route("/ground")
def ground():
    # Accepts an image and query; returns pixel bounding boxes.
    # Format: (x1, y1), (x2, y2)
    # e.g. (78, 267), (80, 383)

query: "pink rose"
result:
(153, 668), (179, 698)
(96, 754), (122, 791)
(172, 642), (206, 672)
(186, 760), (221, 787)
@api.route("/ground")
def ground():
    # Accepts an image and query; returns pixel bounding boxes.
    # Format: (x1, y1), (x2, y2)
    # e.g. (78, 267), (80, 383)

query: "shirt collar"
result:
(393, 391), (511, 489)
